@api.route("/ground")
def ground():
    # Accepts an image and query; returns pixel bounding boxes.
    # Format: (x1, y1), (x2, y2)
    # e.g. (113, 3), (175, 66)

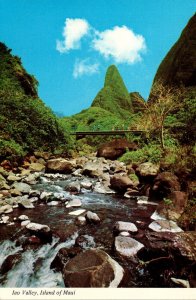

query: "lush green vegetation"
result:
(119, 143), (162, 164)
(63, 106), (139, 132)
(91, 65), (133, 118)
(61, 65), (143, 152)
(0, 42), (68, 161)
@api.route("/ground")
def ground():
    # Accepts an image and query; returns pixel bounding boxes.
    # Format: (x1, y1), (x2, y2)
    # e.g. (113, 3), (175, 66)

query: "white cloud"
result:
(92, 26), (146, 64)
(73, 59), (99, 78)
(56, 18), (89, 53)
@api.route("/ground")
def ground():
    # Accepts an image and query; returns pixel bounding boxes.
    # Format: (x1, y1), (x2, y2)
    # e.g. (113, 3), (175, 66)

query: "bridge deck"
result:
(70, 130), (145, 139)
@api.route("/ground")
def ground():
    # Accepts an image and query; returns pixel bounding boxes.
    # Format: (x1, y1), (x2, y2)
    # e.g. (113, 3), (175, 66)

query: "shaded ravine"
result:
(0, 174), (158, 287)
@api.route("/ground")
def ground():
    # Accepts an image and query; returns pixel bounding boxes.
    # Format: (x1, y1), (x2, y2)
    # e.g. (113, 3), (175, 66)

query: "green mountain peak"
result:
(91, 65), (133, 118)
(104, 65), (130, 99)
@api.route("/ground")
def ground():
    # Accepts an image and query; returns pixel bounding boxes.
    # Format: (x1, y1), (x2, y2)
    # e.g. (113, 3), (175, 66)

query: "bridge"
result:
(70, 130), (146, 140)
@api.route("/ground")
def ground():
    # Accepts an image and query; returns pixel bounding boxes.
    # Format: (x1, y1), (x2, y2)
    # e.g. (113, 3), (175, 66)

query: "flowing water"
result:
(0, 174), (158, 287)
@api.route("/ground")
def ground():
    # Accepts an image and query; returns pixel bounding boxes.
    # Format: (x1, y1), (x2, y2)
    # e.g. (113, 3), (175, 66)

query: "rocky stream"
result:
(0, 154), (195, 288)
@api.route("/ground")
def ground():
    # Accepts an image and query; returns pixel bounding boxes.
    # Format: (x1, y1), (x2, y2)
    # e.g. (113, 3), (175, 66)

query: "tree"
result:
(141, 81), (184, 149)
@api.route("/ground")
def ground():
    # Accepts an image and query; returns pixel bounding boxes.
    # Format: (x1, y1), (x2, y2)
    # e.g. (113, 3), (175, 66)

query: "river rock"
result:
(9, 188), (22, 196)
(0, 253), (22, 275)
(18, 214), (29, 221)
(82, 161), (104, 178)
(12, 182), (31, 194)
(86, 211), (100, 223)
(7, 174), (21, 182)
(72, 169), (82, 177)
(29, 197), (39, 203)
(97, 138), (138, 160)
(47, 201), (59, 206)
(0, 174), (10, 190)
(66, 181), (81, 193)
(80, 179), (92, 190)
(115, 236), (144, 257)
(21, 220), (31, 226)
(18, 198), (34, 209)
(0, 216), (9, 224)
(119, 231), (130, 237)
(40, 191), (53, 201)
(63, 249), (124, 287)
(148, 220), (183, 233)
(150, 172), (181, 200)
(136, 162), (160, 177)
(124, 188), (140, 198)
(156, 191), (188, 221)
(66, 199), (82, 208)
(69, 209), (86, 216)
(75, 216), (86, 226)
(0, 167), (9, 177)
(20, 169), (31, 176)
(26, 222), (50, 233)
(26, 222), (52, 242)
(23, 173), (38, 184)
(110, 174), (135, 192)
(93, 182), (115, 194)
(112, 163), (127, 174)
(46, 158), (74, 173)
(75, 157), (88, 168)
(114, 221), (138, 233)
(171, 277), (190, 288)
(0, 190), (10, 197)
(144, 231), (196, 262)
(0, 204), (13, 214)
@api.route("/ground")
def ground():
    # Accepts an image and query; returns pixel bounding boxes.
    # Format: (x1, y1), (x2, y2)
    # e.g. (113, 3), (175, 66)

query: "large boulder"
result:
(136, 162), (160, 178)
(144, 231), (196, 262)
(156, 191), (188, 221)
(110, 174), (136, 192)
(97, 138), (138, 160)
(46, 158), (74, 173)
(138, 231), (196, 287)
(150, 172), (181, 200)
(63, 249), (124, 287)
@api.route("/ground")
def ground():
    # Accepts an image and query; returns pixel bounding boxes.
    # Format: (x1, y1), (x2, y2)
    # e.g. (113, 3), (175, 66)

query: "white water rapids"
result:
(0, 233), (78, 287)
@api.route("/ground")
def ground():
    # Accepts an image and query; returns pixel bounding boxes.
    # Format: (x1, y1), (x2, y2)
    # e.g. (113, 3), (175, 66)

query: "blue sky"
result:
(0, 0), (195, 116)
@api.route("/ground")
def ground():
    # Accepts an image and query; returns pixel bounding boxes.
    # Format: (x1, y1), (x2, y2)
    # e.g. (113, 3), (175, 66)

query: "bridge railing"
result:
(69, 130), (146, 139)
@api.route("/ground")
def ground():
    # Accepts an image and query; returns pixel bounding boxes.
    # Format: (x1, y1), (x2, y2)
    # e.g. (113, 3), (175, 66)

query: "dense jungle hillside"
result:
(0, 42), (68, 161)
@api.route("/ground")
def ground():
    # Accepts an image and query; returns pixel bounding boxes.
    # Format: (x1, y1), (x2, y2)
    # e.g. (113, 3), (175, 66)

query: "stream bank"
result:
(0, 153), (195, 287)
